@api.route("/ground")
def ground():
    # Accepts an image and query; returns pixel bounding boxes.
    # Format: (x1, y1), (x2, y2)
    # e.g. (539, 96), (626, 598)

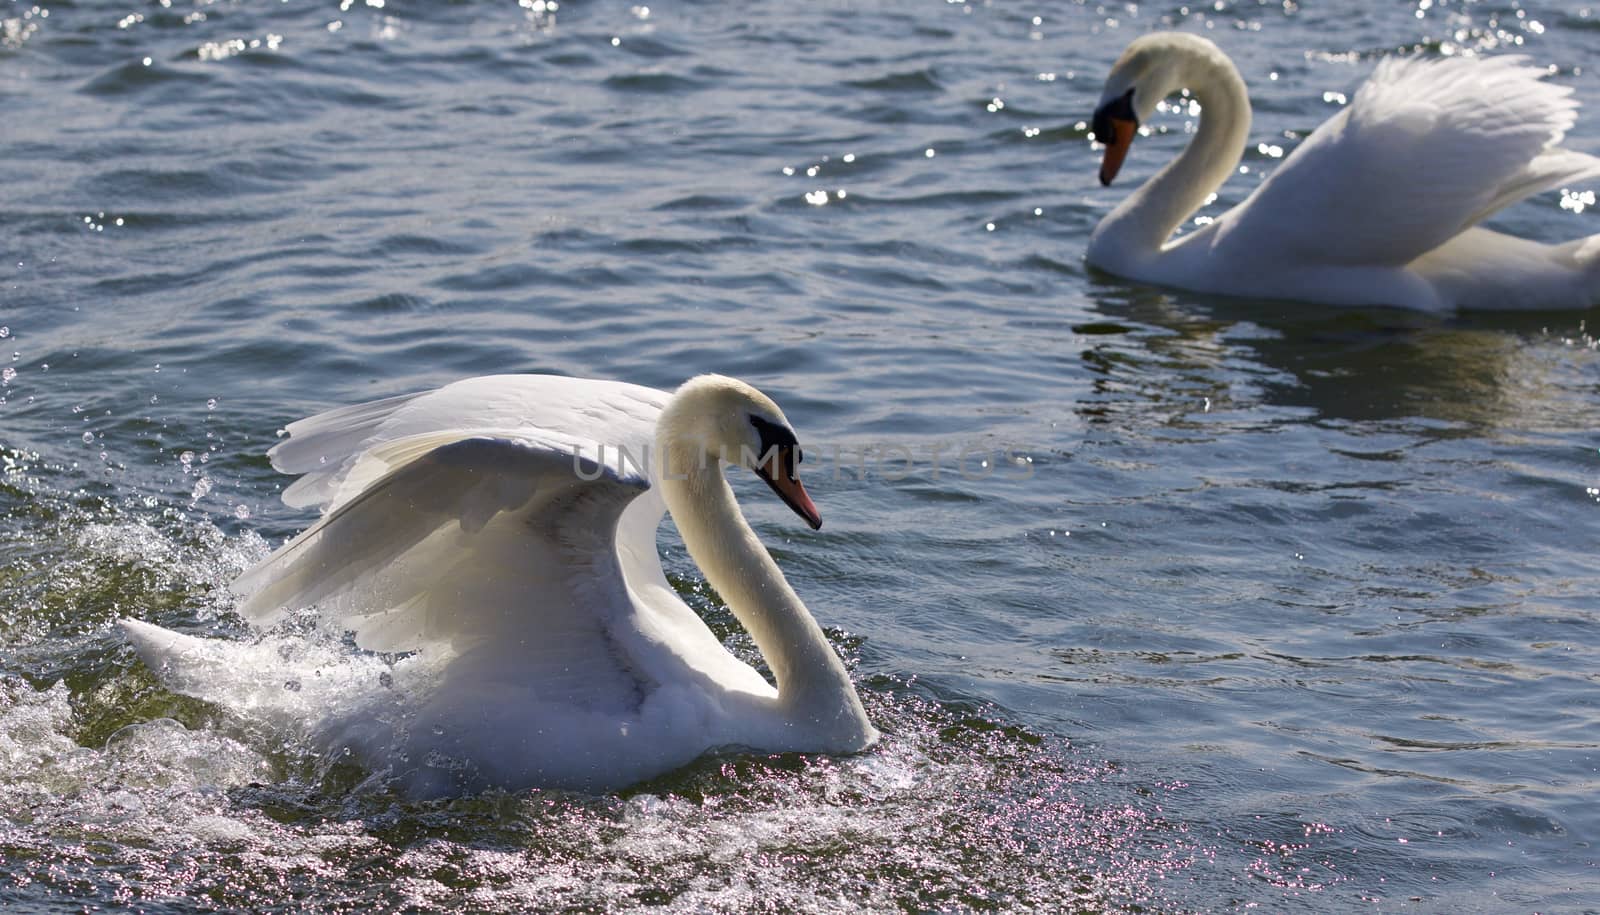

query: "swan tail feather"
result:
(1560, 233), (1600, 306)
(121, 617), (210, 673)
(1412, 227), (1600, 309)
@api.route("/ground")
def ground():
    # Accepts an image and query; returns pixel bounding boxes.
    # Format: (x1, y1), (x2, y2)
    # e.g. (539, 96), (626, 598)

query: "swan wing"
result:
(240, 374), (770, 706)
(236, 432), (652, 690)
(1216, 54), (1600, 267)
(273, 375), (670, 513)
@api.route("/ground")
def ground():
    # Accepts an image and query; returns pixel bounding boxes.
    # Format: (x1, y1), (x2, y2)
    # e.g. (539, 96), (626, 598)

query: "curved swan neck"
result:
(1090, 42), (1251, 265)
(657, 437), (864, 716)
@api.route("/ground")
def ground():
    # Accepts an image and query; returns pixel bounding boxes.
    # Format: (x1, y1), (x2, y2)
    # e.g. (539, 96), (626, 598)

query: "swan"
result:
(1086, 32), (1600, 312)
(121, 373), (877, 796)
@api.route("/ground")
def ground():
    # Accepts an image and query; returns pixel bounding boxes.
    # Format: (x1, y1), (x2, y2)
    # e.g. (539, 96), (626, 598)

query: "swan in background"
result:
(1086, 32), (1600, 312)
(122, 374), (877, 796)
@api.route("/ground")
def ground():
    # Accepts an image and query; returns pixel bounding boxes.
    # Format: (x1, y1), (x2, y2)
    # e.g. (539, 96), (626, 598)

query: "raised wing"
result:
(270, 375), (670, 514)
(1214, 54), (1600, 267)
(235, 433), (651, 673)
(234, 375), (768, 709)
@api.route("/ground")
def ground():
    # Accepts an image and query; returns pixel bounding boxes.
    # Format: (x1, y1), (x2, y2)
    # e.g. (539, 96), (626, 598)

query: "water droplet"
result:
(180, 450), (195, 467)
(82, 431), (94, 444)
(206, 398), (217, 410)
(283, 679), (301, 692)
(378, 671), (394, 689)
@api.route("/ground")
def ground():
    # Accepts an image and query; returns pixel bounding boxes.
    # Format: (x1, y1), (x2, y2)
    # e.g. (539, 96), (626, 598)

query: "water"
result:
(3, 0), (1598, 910)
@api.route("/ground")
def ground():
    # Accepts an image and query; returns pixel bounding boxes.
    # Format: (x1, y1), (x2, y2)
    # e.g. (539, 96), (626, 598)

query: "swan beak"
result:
(756, 451), (823, 531)
(1098, 117), (1137, 186)
(1092, 88), (1139, 186)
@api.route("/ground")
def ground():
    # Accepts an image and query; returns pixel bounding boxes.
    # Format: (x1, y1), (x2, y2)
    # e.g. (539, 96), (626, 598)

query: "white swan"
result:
(1087, 32), (1600, 312)
(121, 373), (877, 796)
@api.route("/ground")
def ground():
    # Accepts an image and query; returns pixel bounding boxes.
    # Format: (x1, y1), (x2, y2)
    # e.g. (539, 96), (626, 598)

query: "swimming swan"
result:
(121, 374), (877, 795)
(1087, 32), (1600, 311)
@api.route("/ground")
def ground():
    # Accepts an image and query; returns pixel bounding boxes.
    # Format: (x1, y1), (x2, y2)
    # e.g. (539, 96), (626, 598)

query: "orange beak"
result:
(755, 446), (822, 530)
(767, 471), (822, 531)
(1099, 117), (1137, 186)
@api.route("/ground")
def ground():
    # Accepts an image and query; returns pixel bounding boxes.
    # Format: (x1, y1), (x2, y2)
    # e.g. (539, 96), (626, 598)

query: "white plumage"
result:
(1087, 32), (1600, 311)
(123, 374), (877, 796)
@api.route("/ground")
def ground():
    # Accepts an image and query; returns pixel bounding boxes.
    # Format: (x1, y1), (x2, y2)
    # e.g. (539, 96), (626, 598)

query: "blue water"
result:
(3, 0), (1598, 911)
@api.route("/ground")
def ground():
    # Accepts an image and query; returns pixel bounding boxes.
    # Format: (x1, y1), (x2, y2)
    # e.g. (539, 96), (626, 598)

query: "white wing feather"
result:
(1215, 54), (1600, 267)
(232, 374), (772, 709)
(273, 375), (669, 514)
(236, 432), (649, 665)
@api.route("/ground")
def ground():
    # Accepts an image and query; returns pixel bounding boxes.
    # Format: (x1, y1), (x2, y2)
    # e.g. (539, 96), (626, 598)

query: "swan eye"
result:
(748, 415), (801, 478)
(1092, 87), (1139, 141)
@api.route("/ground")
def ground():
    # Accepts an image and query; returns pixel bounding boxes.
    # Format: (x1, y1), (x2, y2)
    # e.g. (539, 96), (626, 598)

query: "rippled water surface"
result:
(4, 0), (1599, 911)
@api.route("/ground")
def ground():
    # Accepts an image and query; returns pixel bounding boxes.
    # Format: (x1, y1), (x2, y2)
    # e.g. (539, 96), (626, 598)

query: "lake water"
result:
(3, 0), (1598, 911)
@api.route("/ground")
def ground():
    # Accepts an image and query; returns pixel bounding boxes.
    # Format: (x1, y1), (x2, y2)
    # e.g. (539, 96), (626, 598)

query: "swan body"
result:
(1087, 32), (1600, 312)
(122, 374), (877, 796)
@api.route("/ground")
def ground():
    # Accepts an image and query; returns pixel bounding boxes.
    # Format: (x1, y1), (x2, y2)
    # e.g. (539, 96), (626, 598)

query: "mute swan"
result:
(121, 374), (877, 796)
(1087, 32), (1600, 312)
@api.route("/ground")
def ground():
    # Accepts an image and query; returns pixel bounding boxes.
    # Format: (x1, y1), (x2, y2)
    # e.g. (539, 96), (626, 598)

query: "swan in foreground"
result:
(1087, 32), (1600, 311)
(122, 374), (877, 796)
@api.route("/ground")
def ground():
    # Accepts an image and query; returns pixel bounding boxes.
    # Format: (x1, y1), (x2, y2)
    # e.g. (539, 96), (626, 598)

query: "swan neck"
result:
(657, 439), (863, 716)
(1092, 49), (1251, 262)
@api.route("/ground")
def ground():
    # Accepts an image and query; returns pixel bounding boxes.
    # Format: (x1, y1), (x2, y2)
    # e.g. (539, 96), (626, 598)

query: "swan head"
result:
(1092, 32), (1225, 185)
(660, 374), (823, 530)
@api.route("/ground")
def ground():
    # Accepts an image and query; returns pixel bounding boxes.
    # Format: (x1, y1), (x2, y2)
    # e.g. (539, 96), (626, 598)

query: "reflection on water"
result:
(1080, 280), (1599, 432)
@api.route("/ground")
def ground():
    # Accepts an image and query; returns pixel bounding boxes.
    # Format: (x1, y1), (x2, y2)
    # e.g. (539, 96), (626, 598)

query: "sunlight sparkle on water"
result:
(1560, 188), (1595, 213)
